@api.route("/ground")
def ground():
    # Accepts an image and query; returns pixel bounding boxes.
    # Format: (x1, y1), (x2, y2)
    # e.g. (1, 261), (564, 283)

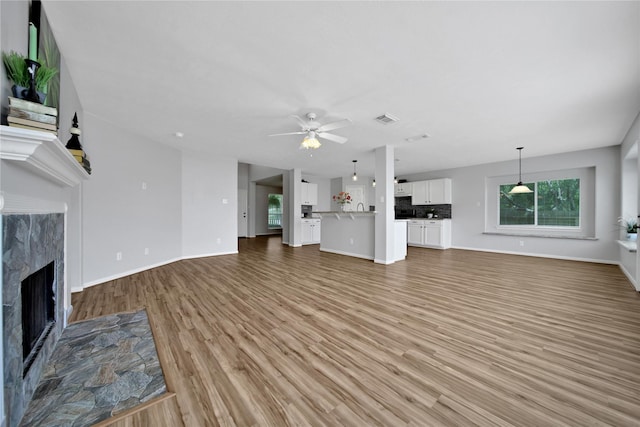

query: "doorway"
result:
(238, 189), (248, 238)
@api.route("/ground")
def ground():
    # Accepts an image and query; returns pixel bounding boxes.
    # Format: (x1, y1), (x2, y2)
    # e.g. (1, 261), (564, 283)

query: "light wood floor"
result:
(71, 236), (640, 426)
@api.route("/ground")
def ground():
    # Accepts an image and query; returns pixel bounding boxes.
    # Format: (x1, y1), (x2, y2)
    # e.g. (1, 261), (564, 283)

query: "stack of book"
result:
(68, 148), (92, 175)
(6, 97), (58, 135)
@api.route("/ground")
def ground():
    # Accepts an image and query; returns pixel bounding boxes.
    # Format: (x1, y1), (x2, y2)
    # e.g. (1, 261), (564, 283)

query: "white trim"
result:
(0, 125), (89, 187)
(451, 245), (617, 265)
(320, 247), (374, 260)
(617, 262), (639, 291)
(0, 192), (67, 214)
(289, 244), (302, 248)
(75, 257), (183, 291)
(74, 251), (239, 292)
(181, 251), (239, 260)
(374, 258), (396, 265)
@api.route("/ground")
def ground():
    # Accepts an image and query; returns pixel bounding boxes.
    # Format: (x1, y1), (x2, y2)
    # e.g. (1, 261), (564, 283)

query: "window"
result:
(268, 194), (283, 229)
(499, 179), (580, 228)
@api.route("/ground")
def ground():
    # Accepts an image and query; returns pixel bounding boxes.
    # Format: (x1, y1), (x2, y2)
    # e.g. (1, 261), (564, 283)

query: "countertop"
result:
(312, 211), (377, 215)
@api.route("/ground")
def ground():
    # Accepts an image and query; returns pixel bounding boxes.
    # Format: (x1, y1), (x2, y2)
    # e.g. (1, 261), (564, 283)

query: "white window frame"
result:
(498, 179), (582, 231)
(485, 167), (595, 238)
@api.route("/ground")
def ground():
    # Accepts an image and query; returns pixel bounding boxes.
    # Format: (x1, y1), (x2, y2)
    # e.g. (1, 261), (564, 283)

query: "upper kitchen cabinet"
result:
(411, 178), (452, 205)
(394, 182), (412, 196)
(301, 182), (318, 205)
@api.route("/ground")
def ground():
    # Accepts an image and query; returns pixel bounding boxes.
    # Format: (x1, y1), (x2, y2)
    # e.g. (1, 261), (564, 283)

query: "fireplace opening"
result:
(21, 261), (56, 376)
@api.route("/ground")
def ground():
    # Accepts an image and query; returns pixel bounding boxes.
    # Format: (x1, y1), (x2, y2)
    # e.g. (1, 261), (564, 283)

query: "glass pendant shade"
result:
(352, 160), (358, 181)
(300, 134), (321, 149)
(510, 183), (533, 194)
(509, 147), (532, 194)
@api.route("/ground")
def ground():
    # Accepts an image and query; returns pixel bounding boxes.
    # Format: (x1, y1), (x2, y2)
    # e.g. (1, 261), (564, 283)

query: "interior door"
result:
(238, 189), (248, 238)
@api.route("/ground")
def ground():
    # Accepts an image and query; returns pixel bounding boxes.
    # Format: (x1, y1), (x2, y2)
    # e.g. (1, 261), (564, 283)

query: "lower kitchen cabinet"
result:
(407, 219), (451, 249)
(302, 219), (321, 245)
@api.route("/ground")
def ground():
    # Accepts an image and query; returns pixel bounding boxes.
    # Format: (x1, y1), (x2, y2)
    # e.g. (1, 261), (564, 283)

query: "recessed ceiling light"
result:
(405, 134), (430, 142)
(374, 113), (399, 124)
(175, 132), (184, 138)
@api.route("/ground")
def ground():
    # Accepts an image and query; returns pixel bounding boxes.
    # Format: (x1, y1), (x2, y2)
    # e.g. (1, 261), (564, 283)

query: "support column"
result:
(374, 145), (395, 264)
(288, 168), (302, 247)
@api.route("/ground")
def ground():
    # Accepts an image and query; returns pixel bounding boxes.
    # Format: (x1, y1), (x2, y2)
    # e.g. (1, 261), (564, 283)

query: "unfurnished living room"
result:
(1, 1), (640, 426)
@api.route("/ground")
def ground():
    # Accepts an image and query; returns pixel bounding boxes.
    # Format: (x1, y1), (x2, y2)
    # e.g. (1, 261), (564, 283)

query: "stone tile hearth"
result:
(19, 309), (167, 427)
(3, 213), (65, 427)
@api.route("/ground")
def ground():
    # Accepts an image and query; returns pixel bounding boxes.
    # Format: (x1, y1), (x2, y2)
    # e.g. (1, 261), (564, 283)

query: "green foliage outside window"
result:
(500, 179), (580, 227)
(268, 194), (283, 229)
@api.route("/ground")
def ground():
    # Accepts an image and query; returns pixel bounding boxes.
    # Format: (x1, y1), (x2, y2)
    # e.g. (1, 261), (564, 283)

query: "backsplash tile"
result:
(395, 197), (452, 218)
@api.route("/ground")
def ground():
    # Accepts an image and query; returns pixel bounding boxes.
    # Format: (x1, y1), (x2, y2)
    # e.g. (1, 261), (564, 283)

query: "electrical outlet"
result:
(116, 251), (122, 261)
(519, 240), (524, 247)
(144, 247), (149, 255)
(349, 238), (354, 245)
(142, 181), (147, 190)
(216, 238), (222, 244)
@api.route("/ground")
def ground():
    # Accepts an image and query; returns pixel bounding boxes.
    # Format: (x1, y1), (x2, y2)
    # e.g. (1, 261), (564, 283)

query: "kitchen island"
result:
(313, 211), (407, 262)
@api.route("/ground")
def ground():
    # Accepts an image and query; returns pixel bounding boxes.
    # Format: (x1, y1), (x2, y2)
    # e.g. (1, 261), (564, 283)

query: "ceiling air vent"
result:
(374, 113), (399, 124)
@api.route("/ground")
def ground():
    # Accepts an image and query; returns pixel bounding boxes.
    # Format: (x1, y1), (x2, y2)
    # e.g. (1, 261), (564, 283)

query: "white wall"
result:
(182, 151), (238, 257)
(58, 55), (83, 303)
(81, 115), (182, 287)
(401, 146), (621, 263)
(619, 112), (640, 288)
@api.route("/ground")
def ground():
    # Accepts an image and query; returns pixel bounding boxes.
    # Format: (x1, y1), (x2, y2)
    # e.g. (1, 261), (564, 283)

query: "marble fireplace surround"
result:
(1, 126), (89, 426)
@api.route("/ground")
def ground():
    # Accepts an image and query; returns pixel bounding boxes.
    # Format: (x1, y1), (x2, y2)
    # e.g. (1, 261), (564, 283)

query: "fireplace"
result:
(21, 261), (56, 376)
(2, 214), (65, 427)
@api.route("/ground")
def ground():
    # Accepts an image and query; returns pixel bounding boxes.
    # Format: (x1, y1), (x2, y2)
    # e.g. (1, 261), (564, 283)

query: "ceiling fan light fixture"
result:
(352, 160), (358, 181)
(509, 147), (533, 194)
(300, 132), (321, 149)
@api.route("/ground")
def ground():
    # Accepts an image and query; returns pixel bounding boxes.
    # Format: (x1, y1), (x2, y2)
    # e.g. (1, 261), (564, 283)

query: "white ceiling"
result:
(41, 1), (640, 179)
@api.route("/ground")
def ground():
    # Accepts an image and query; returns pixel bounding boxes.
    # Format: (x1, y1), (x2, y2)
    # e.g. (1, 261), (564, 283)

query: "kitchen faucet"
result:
(357, 202), (365, 211)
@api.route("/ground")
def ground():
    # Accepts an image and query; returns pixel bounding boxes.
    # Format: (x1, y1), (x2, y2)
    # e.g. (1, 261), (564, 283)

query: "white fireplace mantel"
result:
(0, 125), (89, 187)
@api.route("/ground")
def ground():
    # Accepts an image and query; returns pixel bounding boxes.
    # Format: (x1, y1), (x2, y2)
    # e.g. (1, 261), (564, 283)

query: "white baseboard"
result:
(374, 258), (396, 265)
(320, 248), (373, 260)
(181, 251), (239, 260)
(75, 251), (238, 293)
(451, 245), (618, 265)
(617, 262), (639, 291)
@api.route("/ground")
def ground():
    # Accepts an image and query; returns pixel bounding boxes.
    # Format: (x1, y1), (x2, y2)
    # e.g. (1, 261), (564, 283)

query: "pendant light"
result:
(352, 160), (358, 181)
(509, 147), (533, 194)
(372, 179), (376, 187)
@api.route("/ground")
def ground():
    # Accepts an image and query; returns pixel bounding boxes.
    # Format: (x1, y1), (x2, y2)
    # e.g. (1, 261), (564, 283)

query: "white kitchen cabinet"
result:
(407, 219), (451, 249)
(301, 218), (321, 244)
(411, 178), (452, 205)
(394, 182), (412, 196)
(301, 182), (318, 205)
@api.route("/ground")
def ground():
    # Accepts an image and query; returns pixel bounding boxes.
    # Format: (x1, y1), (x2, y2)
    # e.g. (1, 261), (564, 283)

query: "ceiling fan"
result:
(269, 112), (351, 149)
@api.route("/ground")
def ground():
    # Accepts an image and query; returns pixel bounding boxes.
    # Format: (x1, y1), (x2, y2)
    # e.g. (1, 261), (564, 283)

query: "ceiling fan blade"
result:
(317, 118), (351, 133)
(291, 115), (308, 129)
(268, 131), (307, 137)
(317, 132), (348, 144)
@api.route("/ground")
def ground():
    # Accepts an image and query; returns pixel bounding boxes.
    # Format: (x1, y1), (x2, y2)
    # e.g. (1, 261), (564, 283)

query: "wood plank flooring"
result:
(70, 236), (640, 426)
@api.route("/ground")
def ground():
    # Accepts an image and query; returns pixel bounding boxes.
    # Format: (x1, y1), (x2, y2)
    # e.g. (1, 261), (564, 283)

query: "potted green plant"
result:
(2, 50), (57, 103)
(618, 216), (637, 241)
